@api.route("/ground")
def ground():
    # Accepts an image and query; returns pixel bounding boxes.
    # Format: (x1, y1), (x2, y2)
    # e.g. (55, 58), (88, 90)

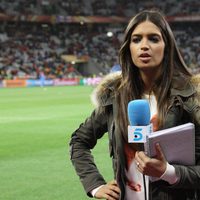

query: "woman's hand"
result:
(135, 143), (167, 178)
(94, 180), (120, 200)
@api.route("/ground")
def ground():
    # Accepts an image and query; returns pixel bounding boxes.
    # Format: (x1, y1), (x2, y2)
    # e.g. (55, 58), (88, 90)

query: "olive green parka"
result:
(69, 72), (200, 200)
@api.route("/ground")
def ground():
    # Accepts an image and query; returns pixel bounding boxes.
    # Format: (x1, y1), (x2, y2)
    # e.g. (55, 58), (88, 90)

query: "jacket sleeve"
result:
(69, 108), (108, 196)
(170, 95), (200, 189)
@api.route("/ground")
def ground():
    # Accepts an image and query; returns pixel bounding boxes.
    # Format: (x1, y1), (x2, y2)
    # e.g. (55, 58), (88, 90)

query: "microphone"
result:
(127, 99), (153, 143)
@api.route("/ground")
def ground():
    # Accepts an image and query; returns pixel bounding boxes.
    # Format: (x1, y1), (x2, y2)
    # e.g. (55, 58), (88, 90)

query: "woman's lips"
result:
(139, 53), (151, 57)
(139, 53), (151, 62)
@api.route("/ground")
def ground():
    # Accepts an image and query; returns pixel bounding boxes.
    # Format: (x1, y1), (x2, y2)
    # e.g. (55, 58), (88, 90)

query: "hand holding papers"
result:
(145, 123), (195, 165)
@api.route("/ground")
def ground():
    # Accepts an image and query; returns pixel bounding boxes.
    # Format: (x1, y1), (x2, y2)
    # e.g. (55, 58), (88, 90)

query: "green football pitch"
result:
(0, 86), (113, 200)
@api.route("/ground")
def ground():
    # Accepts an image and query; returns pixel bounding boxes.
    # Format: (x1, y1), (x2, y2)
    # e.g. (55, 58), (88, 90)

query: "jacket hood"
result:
(91, 72), (200, 108)
(191, 74), (200, 92)
(91, 71), (121, 107)
(171, 74), (200, 97)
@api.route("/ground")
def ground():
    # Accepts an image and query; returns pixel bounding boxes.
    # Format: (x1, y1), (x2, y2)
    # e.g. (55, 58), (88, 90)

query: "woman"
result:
(69, 9), (200, 200)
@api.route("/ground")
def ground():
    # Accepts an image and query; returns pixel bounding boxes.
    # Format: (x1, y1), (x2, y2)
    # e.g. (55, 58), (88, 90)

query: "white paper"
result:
(145, 123), (195, 165)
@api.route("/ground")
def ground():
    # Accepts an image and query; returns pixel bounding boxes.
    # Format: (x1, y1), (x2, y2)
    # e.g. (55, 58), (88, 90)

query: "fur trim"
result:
(191, 74), (200, 106)
(90, 72), (200, 107)
(191, 74), (200, 92)
(91, 71), (122, 107)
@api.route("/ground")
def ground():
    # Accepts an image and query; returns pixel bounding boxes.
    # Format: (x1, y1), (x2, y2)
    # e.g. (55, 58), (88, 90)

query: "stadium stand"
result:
(0, 0), (200, 81)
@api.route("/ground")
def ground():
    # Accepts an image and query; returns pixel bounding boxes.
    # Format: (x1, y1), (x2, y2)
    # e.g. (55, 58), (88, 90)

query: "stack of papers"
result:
(145, 123), (195, 165)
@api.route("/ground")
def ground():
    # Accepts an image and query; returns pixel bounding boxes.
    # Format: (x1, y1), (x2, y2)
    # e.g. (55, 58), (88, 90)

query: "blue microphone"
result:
(128, 99), (150, 126)
(127, 99), (152, 143)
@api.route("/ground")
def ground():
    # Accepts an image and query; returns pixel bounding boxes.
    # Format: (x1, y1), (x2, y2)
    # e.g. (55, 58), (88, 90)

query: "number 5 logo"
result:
(133, 128), (143, 141)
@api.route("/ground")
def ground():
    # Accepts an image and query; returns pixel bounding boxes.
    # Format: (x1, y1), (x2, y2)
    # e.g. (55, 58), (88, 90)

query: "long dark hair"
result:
(117, 9), (191, 142)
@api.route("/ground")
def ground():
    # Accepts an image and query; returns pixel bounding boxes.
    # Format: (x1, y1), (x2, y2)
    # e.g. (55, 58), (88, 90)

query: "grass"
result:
(0, 86), (113, 200)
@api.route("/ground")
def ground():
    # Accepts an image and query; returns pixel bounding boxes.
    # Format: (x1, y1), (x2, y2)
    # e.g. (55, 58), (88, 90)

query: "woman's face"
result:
(129, 21), (165, 71)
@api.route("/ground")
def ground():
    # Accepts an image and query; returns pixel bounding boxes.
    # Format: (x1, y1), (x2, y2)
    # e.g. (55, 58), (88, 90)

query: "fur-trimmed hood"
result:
(91, 71), (122, 108)
(91, 72), (200, 108)
(191, 74), (200, 92)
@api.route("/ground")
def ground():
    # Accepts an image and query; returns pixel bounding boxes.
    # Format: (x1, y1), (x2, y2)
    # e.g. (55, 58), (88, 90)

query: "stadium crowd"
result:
(0, 0), (200, 16)
(0, 0), (200, 80)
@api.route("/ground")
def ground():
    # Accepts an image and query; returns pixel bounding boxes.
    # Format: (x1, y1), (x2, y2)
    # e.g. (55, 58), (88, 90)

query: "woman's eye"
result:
(132, 37), (141, 43)
(149, 36), (159, 43)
